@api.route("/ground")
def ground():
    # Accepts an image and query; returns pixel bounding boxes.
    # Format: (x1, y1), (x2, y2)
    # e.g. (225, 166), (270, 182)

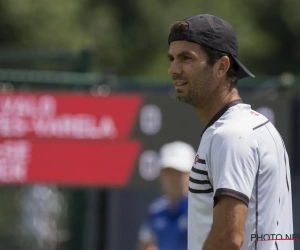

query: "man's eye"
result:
(168, 57), (174, 62)
(183, 56), (191, 60)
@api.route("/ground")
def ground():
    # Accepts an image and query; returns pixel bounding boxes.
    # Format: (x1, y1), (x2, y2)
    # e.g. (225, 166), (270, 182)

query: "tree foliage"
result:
(0, 0), (299, 77)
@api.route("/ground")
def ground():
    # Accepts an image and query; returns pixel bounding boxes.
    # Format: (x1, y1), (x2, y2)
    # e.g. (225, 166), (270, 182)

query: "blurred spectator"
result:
(137, 141), (196, 250)
(20, 185), (69, 250)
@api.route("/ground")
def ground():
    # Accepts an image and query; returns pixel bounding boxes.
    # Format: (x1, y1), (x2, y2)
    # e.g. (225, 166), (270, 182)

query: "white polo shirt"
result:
(188, 99), (293, 250)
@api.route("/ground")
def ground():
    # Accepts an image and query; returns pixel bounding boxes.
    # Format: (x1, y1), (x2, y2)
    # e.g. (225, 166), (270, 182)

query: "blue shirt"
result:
(139, 195), (188, 250)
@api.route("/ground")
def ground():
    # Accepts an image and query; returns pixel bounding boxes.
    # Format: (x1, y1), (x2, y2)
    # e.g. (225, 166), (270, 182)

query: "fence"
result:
(0, 55), (299, 249)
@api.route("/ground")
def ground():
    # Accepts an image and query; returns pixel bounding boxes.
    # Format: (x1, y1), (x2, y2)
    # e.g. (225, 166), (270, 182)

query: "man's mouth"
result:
(175, 82), (188, 86)
(175, 82), (187, 87)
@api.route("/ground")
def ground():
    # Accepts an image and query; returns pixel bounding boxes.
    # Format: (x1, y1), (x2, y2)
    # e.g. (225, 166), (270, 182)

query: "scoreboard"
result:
(0, 91), (295, 250)
(0, 92), (293, 187)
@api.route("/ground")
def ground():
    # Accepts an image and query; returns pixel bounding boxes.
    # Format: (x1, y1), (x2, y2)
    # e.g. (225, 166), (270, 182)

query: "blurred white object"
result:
(20, 185), (69, 250)
(139, 150), (160, 181)
(159, 141), (196, 172)
(139, 104), (162, 135)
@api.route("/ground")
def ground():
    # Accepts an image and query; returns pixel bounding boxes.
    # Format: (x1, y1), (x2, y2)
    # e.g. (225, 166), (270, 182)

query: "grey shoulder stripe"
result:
(253, 120), (269, 130)
(286, 171), (290, 193)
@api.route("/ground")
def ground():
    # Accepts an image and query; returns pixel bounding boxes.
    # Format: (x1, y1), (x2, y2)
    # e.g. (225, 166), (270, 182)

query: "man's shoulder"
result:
(212, 119), (256, 143)
(204, 116), (260, 154)
(212, 107), (268, 139)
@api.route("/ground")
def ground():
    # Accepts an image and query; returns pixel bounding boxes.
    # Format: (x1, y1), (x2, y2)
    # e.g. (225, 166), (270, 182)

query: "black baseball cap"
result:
(168, 14), (255, 79)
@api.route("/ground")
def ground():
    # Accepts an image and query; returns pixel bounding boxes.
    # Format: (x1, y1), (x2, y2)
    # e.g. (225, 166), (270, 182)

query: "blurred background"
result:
(0, 0), (299, 249)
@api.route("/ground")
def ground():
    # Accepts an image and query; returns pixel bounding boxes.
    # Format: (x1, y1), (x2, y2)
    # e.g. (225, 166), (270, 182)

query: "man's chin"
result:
(176, 93), (186, 102)
(176, 95), (192, 105)
(176, 93), (196, 107)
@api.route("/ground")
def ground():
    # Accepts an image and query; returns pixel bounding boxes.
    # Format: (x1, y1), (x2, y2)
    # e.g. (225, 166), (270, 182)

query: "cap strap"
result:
(168, 33), (189, 44)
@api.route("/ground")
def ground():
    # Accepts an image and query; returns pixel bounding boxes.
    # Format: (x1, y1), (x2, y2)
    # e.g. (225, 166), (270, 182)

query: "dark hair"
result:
(201, 45), (238, 88)
(169, 21), (238, 88)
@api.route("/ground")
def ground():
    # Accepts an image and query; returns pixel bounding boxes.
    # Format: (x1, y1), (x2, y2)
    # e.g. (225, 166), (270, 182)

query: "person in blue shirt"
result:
(137, 141), (196, 250)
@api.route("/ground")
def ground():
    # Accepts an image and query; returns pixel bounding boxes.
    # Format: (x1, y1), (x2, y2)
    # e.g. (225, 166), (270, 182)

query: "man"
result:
(167, 14), (293, 250)
(138, 141), (196, 250)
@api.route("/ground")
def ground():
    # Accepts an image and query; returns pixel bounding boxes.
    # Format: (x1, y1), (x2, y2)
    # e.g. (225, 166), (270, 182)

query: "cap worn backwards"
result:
(168, 14), (255, 80)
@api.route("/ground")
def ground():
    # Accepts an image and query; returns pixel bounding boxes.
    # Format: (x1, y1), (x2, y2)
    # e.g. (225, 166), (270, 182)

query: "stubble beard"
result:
(176, 68), (213, 109)
(176, 88), (200, 107)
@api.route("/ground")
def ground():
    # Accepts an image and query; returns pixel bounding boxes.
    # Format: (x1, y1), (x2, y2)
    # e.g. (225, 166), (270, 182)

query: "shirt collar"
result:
(201, 99), (243, 136)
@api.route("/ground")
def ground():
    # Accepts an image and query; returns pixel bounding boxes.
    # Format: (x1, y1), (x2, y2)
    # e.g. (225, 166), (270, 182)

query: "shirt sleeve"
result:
(138, 219), (156, 243)
(209, 124), (259, 207)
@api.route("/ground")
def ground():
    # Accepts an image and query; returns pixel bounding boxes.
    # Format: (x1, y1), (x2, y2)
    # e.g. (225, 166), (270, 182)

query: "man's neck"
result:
(196, 88), (240, 127)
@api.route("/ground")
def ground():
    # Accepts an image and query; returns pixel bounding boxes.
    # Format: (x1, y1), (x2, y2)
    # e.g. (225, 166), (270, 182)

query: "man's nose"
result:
(168, 61), (182, 75)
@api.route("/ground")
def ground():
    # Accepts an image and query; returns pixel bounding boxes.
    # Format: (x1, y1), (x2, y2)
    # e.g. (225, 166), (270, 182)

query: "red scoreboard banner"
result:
(0, 93), (143, 186)
(0, 92), (291, 187)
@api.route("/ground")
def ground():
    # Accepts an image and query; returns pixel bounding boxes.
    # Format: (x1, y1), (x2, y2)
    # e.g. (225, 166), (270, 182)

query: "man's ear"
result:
(213, 56), (230, 79)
